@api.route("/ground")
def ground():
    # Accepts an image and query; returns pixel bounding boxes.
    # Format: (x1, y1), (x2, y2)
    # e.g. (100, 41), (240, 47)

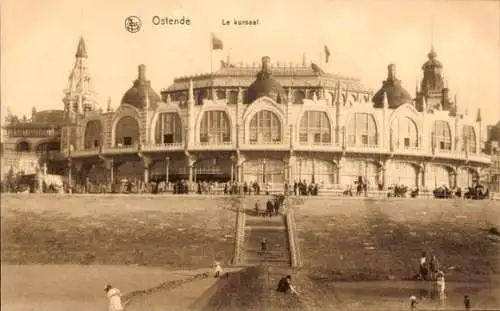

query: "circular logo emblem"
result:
(125, 16), (142, 33)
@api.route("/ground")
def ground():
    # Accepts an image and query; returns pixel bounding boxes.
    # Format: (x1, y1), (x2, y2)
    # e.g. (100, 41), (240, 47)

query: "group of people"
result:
(254, 196), (285, 217)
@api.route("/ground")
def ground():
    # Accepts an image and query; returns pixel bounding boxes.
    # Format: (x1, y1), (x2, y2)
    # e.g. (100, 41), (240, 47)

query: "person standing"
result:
(105, 284), (123, 311)
(429, 254), (440, 280)
(261, 237), (268, 252)
(436, 271), (446, 302)
(464, 295), (471, 310)
(273, 199), (280, 216)
(419, 252), (428, 280)
(214, 261), (223, 278)
(409, 296), (418, 310)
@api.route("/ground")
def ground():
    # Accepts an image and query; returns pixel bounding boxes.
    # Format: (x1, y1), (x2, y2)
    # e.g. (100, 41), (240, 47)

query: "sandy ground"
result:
(1, 264), (227, 311)
(1, 194), (500, 310)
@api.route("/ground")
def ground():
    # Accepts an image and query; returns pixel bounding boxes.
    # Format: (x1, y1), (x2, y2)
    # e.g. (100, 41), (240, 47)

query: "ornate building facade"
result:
(2, 38), (492, 191)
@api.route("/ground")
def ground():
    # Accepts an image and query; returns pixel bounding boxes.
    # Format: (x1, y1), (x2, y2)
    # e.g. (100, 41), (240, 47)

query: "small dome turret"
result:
(121, 64), (160, 110)
(245, 56), (285, 104)
(372, 64), (412, 109)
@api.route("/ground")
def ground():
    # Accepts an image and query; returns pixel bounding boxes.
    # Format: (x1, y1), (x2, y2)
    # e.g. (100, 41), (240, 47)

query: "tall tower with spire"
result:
(62, 37), (95, 120)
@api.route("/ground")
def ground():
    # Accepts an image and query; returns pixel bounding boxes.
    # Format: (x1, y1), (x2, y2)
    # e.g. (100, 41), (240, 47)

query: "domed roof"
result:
(121, 65), (160, 110)
(372, 64), (412, 109)
(421, 47), (443, 70)
(245, 56), (285, 104)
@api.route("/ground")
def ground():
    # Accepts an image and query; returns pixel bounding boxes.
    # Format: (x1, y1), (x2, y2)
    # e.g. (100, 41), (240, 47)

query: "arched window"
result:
(432, 120), (452, 151)
(115, 116), (140, 147)
(249, 110), (281, 144)
(84, 120), (102, 149)
(16, 141), (31, 152)
(462, 125), (477, 154)
(347, 113), (378, 146)
(390, 116), (418, 149)
(155, 113), (182, 144)
(299, 111), (331, 144)
(200, 111), (230, 144)
(294, 90), (305, 105)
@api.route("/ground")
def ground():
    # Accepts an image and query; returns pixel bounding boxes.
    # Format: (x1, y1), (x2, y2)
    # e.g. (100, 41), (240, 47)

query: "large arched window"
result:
(390, 116), (418, 149)
(115, 116), (140, 147)
(16, 141), (31, 152)
(155, 113), (182, 144)
(432, 120), (452, 151)
(462, 125), (477, 154)
(249, 110), (281, 144)
(200, 111), (230, 144)
(84, 120), (102, 149)
(347, 113), (378, 146)
(299, 111), (331, 144)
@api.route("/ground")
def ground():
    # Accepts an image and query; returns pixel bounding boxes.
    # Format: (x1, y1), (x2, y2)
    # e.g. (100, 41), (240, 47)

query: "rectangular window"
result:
(94, 140), (99, 147)
(361, 135), (368, 145)
(404, 138), (410, 147)
(322, 133), (331, 143)
(164, 134), (173, 144)
(123, 137), (132, 146)
(440, 141), (445, 149)
(299, 133), (308, 143)
(200, 134), (208, 143)
(314, 133), (321, 143)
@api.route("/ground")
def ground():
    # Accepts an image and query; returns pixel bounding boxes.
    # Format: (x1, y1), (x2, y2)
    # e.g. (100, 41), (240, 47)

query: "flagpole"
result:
(210, 33), (213, 74)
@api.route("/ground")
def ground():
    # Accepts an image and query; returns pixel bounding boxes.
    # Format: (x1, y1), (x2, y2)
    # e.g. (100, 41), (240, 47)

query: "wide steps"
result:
(245, 217), (285, 227)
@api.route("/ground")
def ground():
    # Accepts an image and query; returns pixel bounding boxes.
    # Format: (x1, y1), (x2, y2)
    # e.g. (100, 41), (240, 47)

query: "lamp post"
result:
(68, 144), (74, 194)
(165, 157), (170, 184)
(283, 159), (289, 194)
(230, 155), (236, 182)
(262, 159), (267, 184)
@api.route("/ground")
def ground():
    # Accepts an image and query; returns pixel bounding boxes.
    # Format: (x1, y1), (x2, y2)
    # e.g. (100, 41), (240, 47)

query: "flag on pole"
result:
(324, 45), (331, 63)
(211, 33), (223, 50)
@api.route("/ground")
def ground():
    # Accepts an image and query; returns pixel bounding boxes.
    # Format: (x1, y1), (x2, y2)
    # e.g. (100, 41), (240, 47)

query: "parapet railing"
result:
(284, 196), (302, 268)
(232, 199), (247, 265)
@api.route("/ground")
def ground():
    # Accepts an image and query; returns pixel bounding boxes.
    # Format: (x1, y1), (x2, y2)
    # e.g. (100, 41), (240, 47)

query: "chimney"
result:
(387, 64), (397, 81)
(138, 64), (146, 81)
(261, 56), (271, 72)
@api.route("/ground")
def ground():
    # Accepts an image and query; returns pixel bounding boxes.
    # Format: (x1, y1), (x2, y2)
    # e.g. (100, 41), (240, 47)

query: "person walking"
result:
(105, 284), (123, 311)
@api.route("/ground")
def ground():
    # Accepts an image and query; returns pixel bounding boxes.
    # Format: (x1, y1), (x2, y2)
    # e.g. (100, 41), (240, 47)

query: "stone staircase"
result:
(243, 212), (291, 267)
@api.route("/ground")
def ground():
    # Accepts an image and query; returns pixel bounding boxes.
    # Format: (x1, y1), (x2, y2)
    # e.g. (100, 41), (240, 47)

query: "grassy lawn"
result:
(294, 198), (500, 283)
(1, 195), (238, 268)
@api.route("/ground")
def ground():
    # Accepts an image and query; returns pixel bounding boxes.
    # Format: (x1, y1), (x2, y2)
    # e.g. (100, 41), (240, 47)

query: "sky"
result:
(1, 0), (499, 126)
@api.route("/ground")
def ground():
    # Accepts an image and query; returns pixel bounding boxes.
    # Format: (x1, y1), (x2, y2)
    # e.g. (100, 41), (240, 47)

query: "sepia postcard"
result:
(1, 0), (499, 310)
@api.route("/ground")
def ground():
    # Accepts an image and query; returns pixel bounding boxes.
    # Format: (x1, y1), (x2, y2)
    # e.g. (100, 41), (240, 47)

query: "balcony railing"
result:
(102, 145), (139, 155)
(345, 144), (386, 153)
(69, 148), (100, 157)
(248, 140), (283, 145)
(141, 143), (183, 152)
